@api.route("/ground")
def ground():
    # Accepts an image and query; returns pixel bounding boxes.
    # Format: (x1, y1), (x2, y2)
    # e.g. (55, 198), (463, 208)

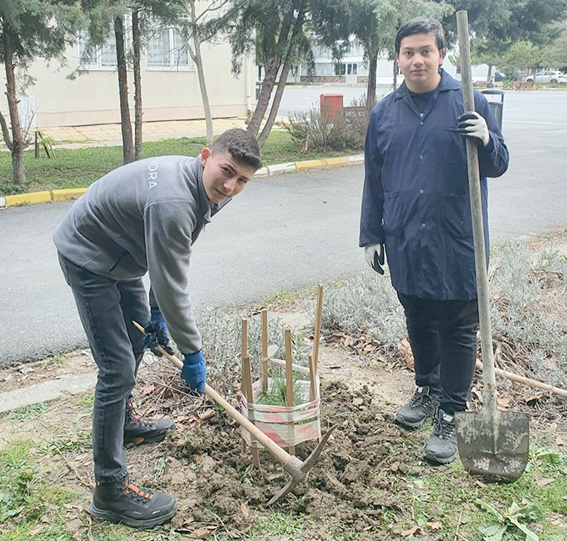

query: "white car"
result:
(526, 70), (567, 84)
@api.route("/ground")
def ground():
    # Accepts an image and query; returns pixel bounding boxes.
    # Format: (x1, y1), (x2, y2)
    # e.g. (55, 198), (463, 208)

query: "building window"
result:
(77, 31), (118, 69)
(334, 63), (357, 76)
(147, 27), (191, 70)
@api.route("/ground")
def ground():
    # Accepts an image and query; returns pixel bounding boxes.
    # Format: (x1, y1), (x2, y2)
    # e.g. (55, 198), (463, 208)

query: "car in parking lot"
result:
(526, 70), (567, 84)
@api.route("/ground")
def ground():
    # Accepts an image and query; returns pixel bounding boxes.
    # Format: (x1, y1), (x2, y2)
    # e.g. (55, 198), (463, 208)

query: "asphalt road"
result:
(1, 89), (566, 366)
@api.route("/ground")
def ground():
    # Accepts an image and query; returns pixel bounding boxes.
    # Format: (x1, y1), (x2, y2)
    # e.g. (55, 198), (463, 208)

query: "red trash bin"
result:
(320, 94), (344, 124)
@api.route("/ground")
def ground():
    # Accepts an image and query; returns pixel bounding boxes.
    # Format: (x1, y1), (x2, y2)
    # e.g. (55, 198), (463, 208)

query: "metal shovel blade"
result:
(455, 409), (529, 482)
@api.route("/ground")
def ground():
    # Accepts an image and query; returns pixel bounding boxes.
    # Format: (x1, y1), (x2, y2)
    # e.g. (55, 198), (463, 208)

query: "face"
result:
(397, 33), (445, 93)
(200, 148), (256, 204)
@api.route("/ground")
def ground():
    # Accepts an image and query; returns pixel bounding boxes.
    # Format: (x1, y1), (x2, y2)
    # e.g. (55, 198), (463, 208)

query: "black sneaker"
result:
(423, 409), (458, 465)
(89, 478), (177, 528)
(395, 386), (439, 428)
(124, 401), (175, 444)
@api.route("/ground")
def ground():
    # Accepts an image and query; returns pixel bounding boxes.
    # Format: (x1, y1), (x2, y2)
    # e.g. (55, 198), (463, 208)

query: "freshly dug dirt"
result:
(127, 380), (431, 540)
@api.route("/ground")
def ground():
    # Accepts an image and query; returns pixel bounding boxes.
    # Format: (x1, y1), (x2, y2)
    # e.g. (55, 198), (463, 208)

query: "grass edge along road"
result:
(0, 130), (361, 198)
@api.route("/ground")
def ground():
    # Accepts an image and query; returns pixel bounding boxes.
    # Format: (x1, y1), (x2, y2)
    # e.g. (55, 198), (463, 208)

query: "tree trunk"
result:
(189, 1), (214, 146)
(247, 9), (295, 137)
(247, 60), (278, 137)
(132, 9), (143, 160)
(366, 50), (378, 111)
(2, 29), (26, 185)
(115, 16), (134, 164)
(258, 0), (306, 147)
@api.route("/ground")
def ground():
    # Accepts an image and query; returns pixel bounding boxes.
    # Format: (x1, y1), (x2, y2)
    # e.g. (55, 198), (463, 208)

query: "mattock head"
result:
(266, 426), (336, 506)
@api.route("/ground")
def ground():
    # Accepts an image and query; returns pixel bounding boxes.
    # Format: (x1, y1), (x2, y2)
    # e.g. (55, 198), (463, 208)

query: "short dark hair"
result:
(211, 128), (262, 170)
(395, 17), (446, 55)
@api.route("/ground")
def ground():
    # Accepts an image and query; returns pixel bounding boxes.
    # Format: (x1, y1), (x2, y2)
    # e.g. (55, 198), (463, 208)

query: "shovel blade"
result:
(455, 410), (529, 482)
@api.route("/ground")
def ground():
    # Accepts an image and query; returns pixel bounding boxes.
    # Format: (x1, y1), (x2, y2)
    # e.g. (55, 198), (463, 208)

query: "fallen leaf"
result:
(537, 477), (555, 487)
(140, 385), (155, 395)
(475, 480), (487, 488)
(472, 388), (484, 404)
(241, 502), (250, 518)
(29, 525), (44, 536)
(497, 396), (511, 409)
(195, 528), (210, 539)
(427, 521), (442, 530)
(557, 436), (564, 446)
(401, 525), (419, 536)
(198, 409), (215, 421)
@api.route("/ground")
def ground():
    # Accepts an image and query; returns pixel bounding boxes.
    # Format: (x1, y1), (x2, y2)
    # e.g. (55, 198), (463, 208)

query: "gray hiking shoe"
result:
(423, 409), (458, 465)
(395, 386), (438, 428)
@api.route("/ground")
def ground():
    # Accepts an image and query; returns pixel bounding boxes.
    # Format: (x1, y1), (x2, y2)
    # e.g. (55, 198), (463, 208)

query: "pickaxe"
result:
(133, 321), (335, 505)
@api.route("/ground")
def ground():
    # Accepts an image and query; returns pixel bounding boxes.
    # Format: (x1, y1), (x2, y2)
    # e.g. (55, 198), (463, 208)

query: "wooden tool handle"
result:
(457, 11), (498, 413)
(131, 321), (292, 465)
(476, 360), (567, 399)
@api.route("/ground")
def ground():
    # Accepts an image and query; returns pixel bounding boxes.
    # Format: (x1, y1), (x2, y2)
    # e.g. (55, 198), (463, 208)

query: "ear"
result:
(200, 148), (211, 167)
(438, 48), (446, 65)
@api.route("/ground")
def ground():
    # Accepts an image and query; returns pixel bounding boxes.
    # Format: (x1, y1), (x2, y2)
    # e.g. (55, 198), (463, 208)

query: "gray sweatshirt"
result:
(53, 155), (227, 354)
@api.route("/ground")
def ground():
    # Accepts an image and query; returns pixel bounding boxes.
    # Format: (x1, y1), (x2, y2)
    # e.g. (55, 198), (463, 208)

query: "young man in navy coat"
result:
(360, 17), (509, 465)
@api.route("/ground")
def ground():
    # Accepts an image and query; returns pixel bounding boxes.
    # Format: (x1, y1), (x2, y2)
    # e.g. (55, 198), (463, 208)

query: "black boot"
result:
(89, 478), (177, 528)
(395, 386), (439, 429)
(124, 401), (175, 444)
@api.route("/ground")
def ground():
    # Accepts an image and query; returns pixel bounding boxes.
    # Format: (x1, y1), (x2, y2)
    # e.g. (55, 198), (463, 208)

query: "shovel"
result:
(132, 321), (335, 504)
(453, 10), (529, 482)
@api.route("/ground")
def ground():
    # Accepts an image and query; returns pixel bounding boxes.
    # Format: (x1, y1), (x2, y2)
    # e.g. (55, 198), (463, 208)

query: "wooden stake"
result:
(308, 354), (316, 402)
(285, 329), (295, 456)
(241, 318), (248, 456)
(313, 284), (323, 374)
(242, 355), (260, 467)
(261, 309), (268, 392)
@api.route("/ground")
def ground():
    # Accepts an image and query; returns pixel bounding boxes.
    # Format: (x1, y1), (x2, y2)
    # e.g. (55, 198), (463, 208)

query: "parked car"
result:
(493, 71), (505, 82)
(525, 70), (567, 84)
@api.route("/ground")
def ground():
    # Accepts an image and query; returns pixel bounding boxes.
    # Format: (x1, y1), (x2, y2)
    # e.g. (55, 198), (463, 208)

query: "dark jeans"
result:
(58, 253), (149, 483)
(397, 293), (479, 415)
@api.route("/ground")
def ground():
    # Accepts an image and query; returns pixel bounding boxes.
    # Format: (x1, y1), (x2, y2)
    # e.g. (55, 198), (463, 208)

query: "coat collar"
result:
(393, 68), (460, 101)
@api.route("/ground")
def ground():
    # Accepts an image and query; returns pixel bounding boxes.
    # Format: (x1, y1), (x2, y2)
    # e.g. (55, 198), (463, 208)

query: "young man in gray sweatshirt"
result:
(53, 128), (262, 528)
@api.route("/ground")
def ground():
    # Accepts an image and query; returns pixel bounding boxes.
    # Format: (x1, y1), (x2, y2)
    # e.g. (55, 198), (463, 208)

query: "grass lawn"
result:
(0, 130), (360, 196)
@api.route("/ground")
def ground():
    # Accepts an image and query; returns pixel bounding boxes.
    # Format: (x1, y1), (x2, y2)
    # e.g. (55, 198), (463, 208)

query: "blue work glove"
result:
(181, 351), (207, 393)
(364, 243), (385, 275)
(144, 307), (174, 356)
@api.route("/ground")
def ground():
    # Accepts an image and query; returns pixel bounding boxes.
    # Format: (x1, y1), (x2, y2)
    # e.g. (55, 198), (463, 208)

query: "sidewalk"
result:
(40, 117), (251, 150)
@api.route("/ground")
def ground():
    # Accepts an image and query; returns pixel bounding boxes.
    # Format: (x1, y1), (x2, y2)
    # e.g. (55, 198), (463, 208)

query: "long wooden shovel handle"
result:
(132, 321), (292, 466)
(457, 11), (498, 414)
(476, 360), (567, 399)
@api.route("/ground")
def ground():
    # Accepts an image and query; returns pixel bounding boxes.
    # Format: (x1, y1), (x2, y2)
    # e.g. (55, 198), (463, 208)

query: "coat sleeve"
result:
(475, 92), (509, 178)
(145, 199), (202, 355)
(359, 111), (385, 247)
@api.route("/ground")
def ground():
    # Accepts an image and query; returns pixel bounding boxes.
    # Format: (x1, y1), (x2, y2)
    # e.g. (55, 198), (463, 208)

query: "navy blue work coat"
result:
(359, 70), (509, 301)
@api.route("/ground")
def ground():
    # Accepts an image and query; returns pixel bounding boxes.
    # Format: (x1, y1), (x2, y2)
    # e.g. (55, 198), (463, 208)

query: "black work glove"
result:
(144, 307), (174, 356)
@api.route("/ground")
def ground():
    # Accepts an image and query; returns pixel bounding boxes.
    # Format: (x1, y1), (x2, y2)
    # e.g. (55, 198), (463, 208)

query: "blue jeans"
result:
(58, 253), (149, 483)
(397, 293), (479, 415)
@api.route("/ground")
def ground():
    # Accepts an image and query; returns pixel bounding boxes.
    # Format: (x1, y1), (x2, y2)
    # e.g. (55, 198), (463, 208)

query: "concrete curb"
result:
(0, 187), (88, 208)
(254, 154), (363, 178)
(0, 154), (364, 208)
